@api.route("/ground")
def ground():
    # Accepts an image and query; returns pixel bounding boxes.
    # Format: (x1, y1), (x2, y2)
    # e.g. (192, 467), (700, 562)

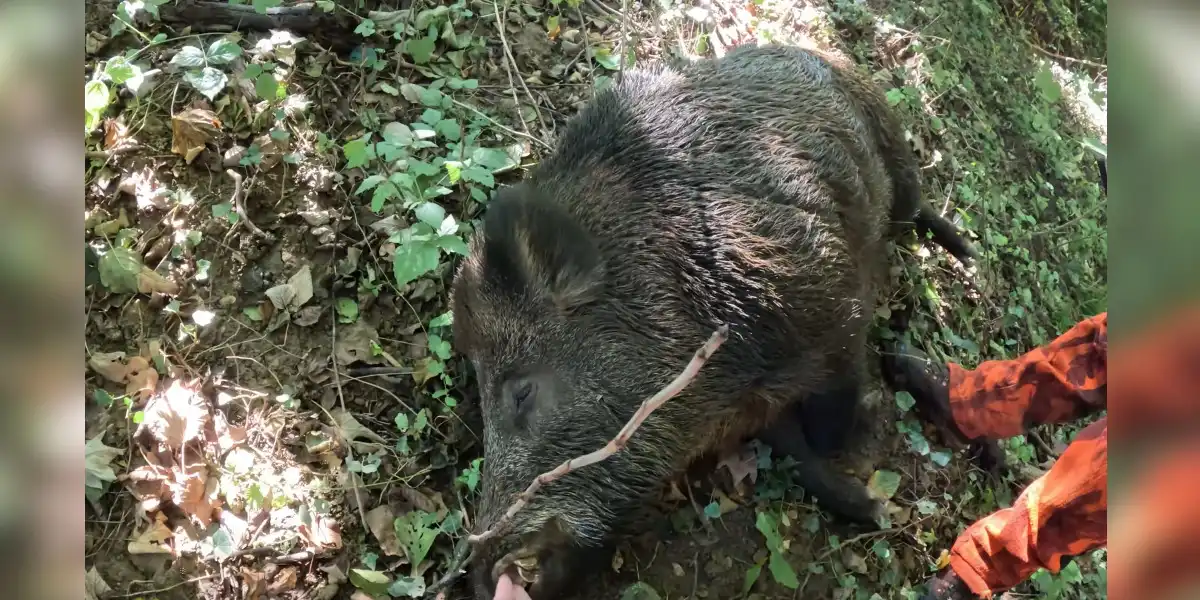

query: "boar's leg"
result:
(798, 371), (862, 458)
(757, 407), (884, 526)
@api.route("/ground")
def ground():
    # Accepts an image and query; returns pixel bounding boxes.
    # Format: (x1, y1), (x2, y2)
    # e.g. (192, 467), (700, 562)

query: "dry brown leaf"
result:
(128, 515), (174, 554)
(298, 511), (342, 550)
(125, 356), (159, 401)
(142, 379), (209, 450)
(935, 548), (951, 570)
(365, 505), (403, 557)
(174, 462), (221, 527)
(251, 132), (287, 170)
(214, 411), (248, 452)
(93, 207), (131, 237)
(116, 167), (172, 210)
(242, 568), (268, 600)
(104, 118), (130, 150)
(88, 351), (130, 383)
(137, 268), (180, 295)
(718, 444), (759, 487)
(171, 107), (221, 164)
(268, 567), (299, 595)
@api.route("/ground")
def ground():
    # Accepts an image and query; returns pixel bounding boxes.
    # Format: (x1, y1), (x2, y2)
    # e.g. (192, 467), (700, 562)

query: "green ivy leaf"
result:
(336, 298), (359, 323)
(255, 72), (280, 101)
(429, 312), (453, 328)
(435, 235), (468, 256)
(371, 182), (399, 212)
(768, 552), (799, 589)
(428, 333), (452, 360)
(392, 241), (441, 287)
(405, 34), (437, 64)
(206, 38), (242, 65)
(420, 109), (443, 125)
(435, 119), (461, 141)
(356, 175), (386, 195)
(343, 138), (371, 169)
(349, 569), (391, 597)
(618, 582), (663, 600)
(183, 67), (229, 101)
(98, 247), (145, 294)
(867, 470), (902, 501)
(389, 576), (427, 598)
(742, 560), (764, 595)
(894, 390), (916, 413)
(931, 450), (952, 467)
(170, 46), (206, 68)
(414, 202), (446, 228)
(354, 18), (377, 37)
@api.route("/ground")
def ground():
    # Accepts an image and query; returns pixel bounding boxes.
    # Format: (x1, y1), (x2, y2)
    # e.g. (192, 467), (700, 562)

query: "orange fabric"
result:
(941, 313), (1109, 597)
(947, 313), (1108, 440)
(949, 418), (1107, 597)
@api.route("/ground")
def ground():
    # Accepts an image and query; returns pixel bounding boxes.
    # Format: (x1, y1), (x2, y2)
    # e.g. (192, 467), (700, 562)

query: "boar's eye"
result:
(507, 378), (536, 410)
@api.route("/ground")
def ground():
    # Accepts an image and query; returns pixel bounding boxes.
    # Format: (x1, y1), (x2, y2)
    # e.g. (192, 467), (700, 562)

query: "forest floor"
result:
(84, 0), (1107, 598)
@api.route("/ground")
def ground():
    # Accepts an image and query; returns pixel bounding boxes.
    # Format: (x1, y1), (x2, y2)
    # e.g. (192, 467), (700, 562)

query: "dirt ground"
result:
(84, 0), (1107, 598)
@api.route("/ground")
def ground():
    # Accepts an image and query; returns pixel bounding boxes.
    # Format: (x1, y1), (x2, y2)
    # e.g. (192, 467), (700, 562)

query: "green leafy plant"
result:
(754, 509), (799, 589)
(169, 38), (243, 100)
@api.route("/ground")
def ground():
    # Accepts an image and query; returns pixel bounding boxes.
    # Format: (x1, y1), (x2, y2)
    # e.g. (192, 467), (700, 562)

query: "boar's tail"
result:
(913, 202), (978, 264)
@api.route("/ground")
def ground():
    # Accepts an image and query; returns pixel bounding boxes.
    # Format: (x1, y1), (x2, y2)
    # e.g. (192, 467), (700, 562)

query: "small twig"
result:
(426, 541), (476, 598)
(493, 0), (548, 138)
(468, 325), (730, 546)
(345, 365), (413, 377)
(1028, 41), (1107, 70)
(451, 98), (550, 150)
(329, 214), (369, 534)
(223, 169), (274, 242)
(111, 575), (218, 598)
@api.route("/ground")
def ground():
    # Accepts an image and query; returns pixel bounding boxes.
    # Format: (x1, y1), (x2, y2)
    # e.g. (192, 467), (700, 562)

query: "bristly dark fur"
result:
(451, 43), (970, 600)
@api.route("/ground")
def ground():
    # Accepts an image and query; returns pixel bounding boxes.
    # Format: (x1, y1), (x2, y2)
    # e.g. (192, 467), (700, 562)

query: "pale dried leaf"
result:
(171, 107), (221, 164)
(298, 512), (342, 550)
(137, 268), (180, 295)
(252, 132), (287, 170)
(141, 379), (208, 449)
(88, 351), (129, 383)
(134, 517), (174, 544)
(365, 505), (403, 556)
(124, 356), (159, 402)
(85, 567), (112, 600)
(287, 265), (314, 308)
(242, 568), (269, 600)
(214, 411), (247, 452)
(718, 444), (759, 486)
(268, 567), (299, 595)
(104, 118), (130, 150)
(334, 321), (382, 366)
(331, 409), (386, 446)
(293, 305), (323, 327)
(128, 540), (173, 554)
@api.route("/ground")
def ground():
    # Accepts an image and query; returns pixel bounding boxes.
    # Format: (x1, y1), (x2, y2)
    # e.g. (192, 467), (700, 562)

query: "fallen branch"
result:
(468, 325), (729, 546)
(224, 169), (275, 242)
(424, 326), (728, 597)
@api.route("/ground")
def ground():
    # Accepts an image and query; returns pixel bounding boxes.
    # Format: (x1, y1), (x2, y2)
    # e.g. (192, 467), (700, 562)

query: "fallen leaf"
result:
(331, 409), (387, 446)
(844, 550), (868, 574)
(718, 444), (759, 486)
(176, 464), (221, 527)
(84, 567), (112, 600)
(867, 470), (902, 501)
(128, 540), (173, 555)
(251, 132), (288, 170)
(268, 567), (299, 595)
(935, 548), (951, 570)
(366, 505), (403, 556)
(171, 107), (221, 164)
(242, 568), (269, 600)
(93, 207), (131, 237)
(88, 351), (129, 383)
(334, 322), (382, 366)
(104, 118), (130, 150)
(298, 510), (342, 550)
(214, 411), (247, 452)
(85, 435), (121, 502)
(293, 305), (323, 327)
(140, 379), (208, 449)
(124, 356), (159, 401)
(117, 167), (172, 210)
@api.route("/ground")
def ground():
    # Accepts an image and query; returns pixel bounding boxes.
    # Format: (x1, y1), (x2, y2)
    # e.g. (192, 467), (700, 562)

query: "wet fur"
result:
(452, 44), (973, 599)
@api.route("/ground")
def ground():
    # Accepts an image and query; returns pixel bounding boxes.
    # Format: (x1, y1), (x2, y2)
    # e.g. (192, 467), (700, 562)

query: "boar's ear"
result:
(481, 186), (604, 313)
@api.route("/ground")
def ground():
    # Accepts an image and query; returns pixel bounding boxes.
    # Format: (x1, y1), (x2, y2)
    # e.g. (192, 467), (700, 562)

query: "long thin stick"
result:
(467, 325), (729, 546)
